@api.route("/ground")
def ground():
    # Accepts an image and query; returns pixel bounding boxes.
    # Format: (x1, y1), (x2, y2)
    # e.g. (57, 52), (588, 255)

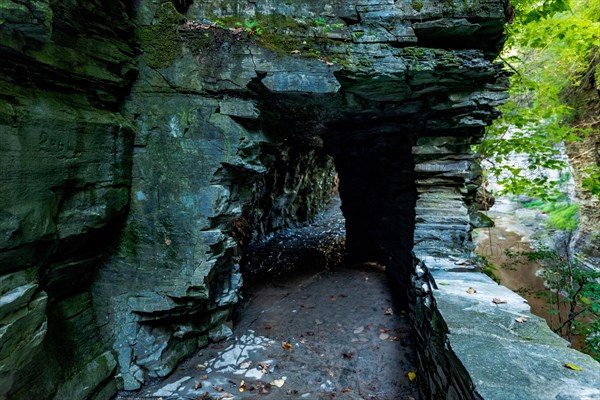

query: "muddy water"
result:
(475, 200), (587, 351)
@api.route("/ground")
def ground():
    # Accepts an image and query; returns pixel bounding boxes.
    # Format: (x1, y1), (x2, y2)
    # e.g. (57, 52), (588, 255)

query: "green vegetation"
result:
(312, 17), (345, 32)
(477, 0), (600, 360)
(478, 0), (600, 200)
(522, 200), (580, 231)
(137, 2), (185, 68)
(504, 245), (600, 361)
(411, 0), (424, 12)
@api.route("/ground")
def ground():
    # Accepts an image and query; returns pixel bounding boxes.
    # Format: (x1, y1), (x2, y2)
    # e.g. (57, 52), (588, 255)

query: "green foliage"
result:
(581, 166), (600, 195)
(313, 17), (345, 32)
(479, 0), (600, 201)
(411, 0), (424, 12)
(236, 19), (263, 36)
(521, 200), (580, 230)
(505, 244), (600, 360)
(544, 203), (580, 231)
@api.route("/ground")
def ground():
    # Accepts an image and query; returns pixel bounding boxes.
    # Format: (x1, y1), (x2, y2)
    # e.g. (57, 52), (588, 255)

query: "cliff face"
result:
(0, 0), (510, 398)
(564, 54), (600, 266)
(0, 1), (136, 398)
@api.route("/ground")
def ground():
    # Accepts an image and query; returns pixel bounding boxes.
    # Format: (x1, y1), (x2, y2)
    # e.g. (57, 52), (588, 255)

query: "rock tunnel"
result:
(6, 1), (598, 400)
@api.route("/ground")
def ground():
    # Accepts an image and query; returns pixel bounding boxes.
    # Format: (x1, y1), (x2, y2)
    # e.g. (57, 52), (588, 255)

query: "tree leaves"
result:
(480, 0), (600, 202)
(564, 362), (583, 370)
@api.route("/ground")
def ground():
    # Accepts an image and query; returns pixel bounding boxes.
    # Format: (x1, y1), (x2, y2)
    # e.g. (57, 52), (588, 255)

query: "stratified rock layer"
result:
(0, 1), (135, 399)
(5, 1), (596, 400)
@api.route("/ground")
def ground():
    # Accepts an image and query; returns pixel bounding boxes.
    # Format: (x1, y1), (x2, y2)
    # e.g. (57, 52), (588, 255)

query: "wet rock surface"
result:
(116, 200), (419, 400)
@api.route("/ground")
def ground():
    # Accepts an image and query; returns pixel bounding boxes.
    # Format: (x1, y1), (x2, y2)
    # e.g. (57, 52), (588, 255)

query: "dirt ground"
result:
(115, 199), (419, 400)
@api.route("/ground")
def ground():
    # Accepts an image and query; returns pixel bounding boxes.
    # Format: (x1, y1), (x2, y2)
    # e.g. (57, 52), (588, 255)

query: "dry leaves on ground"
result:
(408, 371), (417, 381)
(258, 362), (270, 374)
(281, 341), (293, 350)
(271, 379), (285, 388)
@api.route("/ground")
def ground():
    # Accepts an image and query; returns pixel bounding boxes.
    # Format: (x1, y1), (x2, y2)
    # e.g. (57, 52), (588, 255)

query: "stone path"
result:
(116, 199), (419, 400)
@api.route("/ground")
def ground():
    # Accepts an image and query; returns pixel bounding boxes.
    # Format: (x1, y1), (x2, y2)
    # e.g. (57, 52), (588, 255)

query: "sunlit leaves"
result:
(479, 0), (599, 201)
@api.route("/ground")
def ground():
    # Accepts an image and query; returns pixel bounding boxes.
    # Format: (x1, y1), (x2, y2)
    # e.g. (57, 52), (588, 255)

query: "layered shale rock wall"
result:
(2, 1), (597, 399)
(0, 1), (136, 398)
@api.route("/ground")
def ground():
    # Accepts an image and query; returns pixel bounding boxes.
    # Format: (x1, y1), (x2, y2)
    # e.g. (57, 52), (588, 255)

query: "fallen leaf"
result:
(492, 298), (507, 304)
(564, 363), (583, 371)
(281, 341), (293, 350)
(199, 375), (208, 380)
(258, 362), (270, 374)
(515, 316), (528, 323)
(437, 282), (450, 286)
(408, 371), (417, 381)
(384, 307), (394, 315)
(272, 379), (285, 388)
(194, 381), (202, 390)
(239, 380), (246, 392)
(466, 287), (477, 294)
(341, 388), (352, 393)
(291, 49), (301, 54)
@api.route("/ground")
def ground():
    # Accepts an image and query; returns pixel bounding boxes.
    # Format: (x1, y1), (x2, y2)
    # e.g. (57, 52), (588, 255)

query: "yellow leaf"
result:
(281, 341), (293, 350)
(408, 371), (416, 381)
(564, 363), (583, 371)
(272, 379), (285, 387)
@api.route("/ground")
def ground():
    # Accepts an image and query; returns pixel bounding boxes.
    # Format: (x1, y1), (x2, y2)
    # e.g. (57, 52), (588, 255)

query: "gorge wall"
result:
(4, 1), (596, 399)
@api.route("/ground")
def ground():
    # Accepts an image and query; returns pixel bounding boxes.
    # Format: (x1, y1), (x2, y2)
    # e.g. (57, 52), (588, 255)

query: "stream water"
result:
(475, 198), (589, 352)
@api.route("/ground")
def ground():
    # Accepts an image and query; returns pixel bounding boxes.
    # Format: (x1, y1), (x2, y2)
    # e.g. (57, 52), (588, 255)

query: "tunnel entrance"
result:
(122, 191), (421, 400)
